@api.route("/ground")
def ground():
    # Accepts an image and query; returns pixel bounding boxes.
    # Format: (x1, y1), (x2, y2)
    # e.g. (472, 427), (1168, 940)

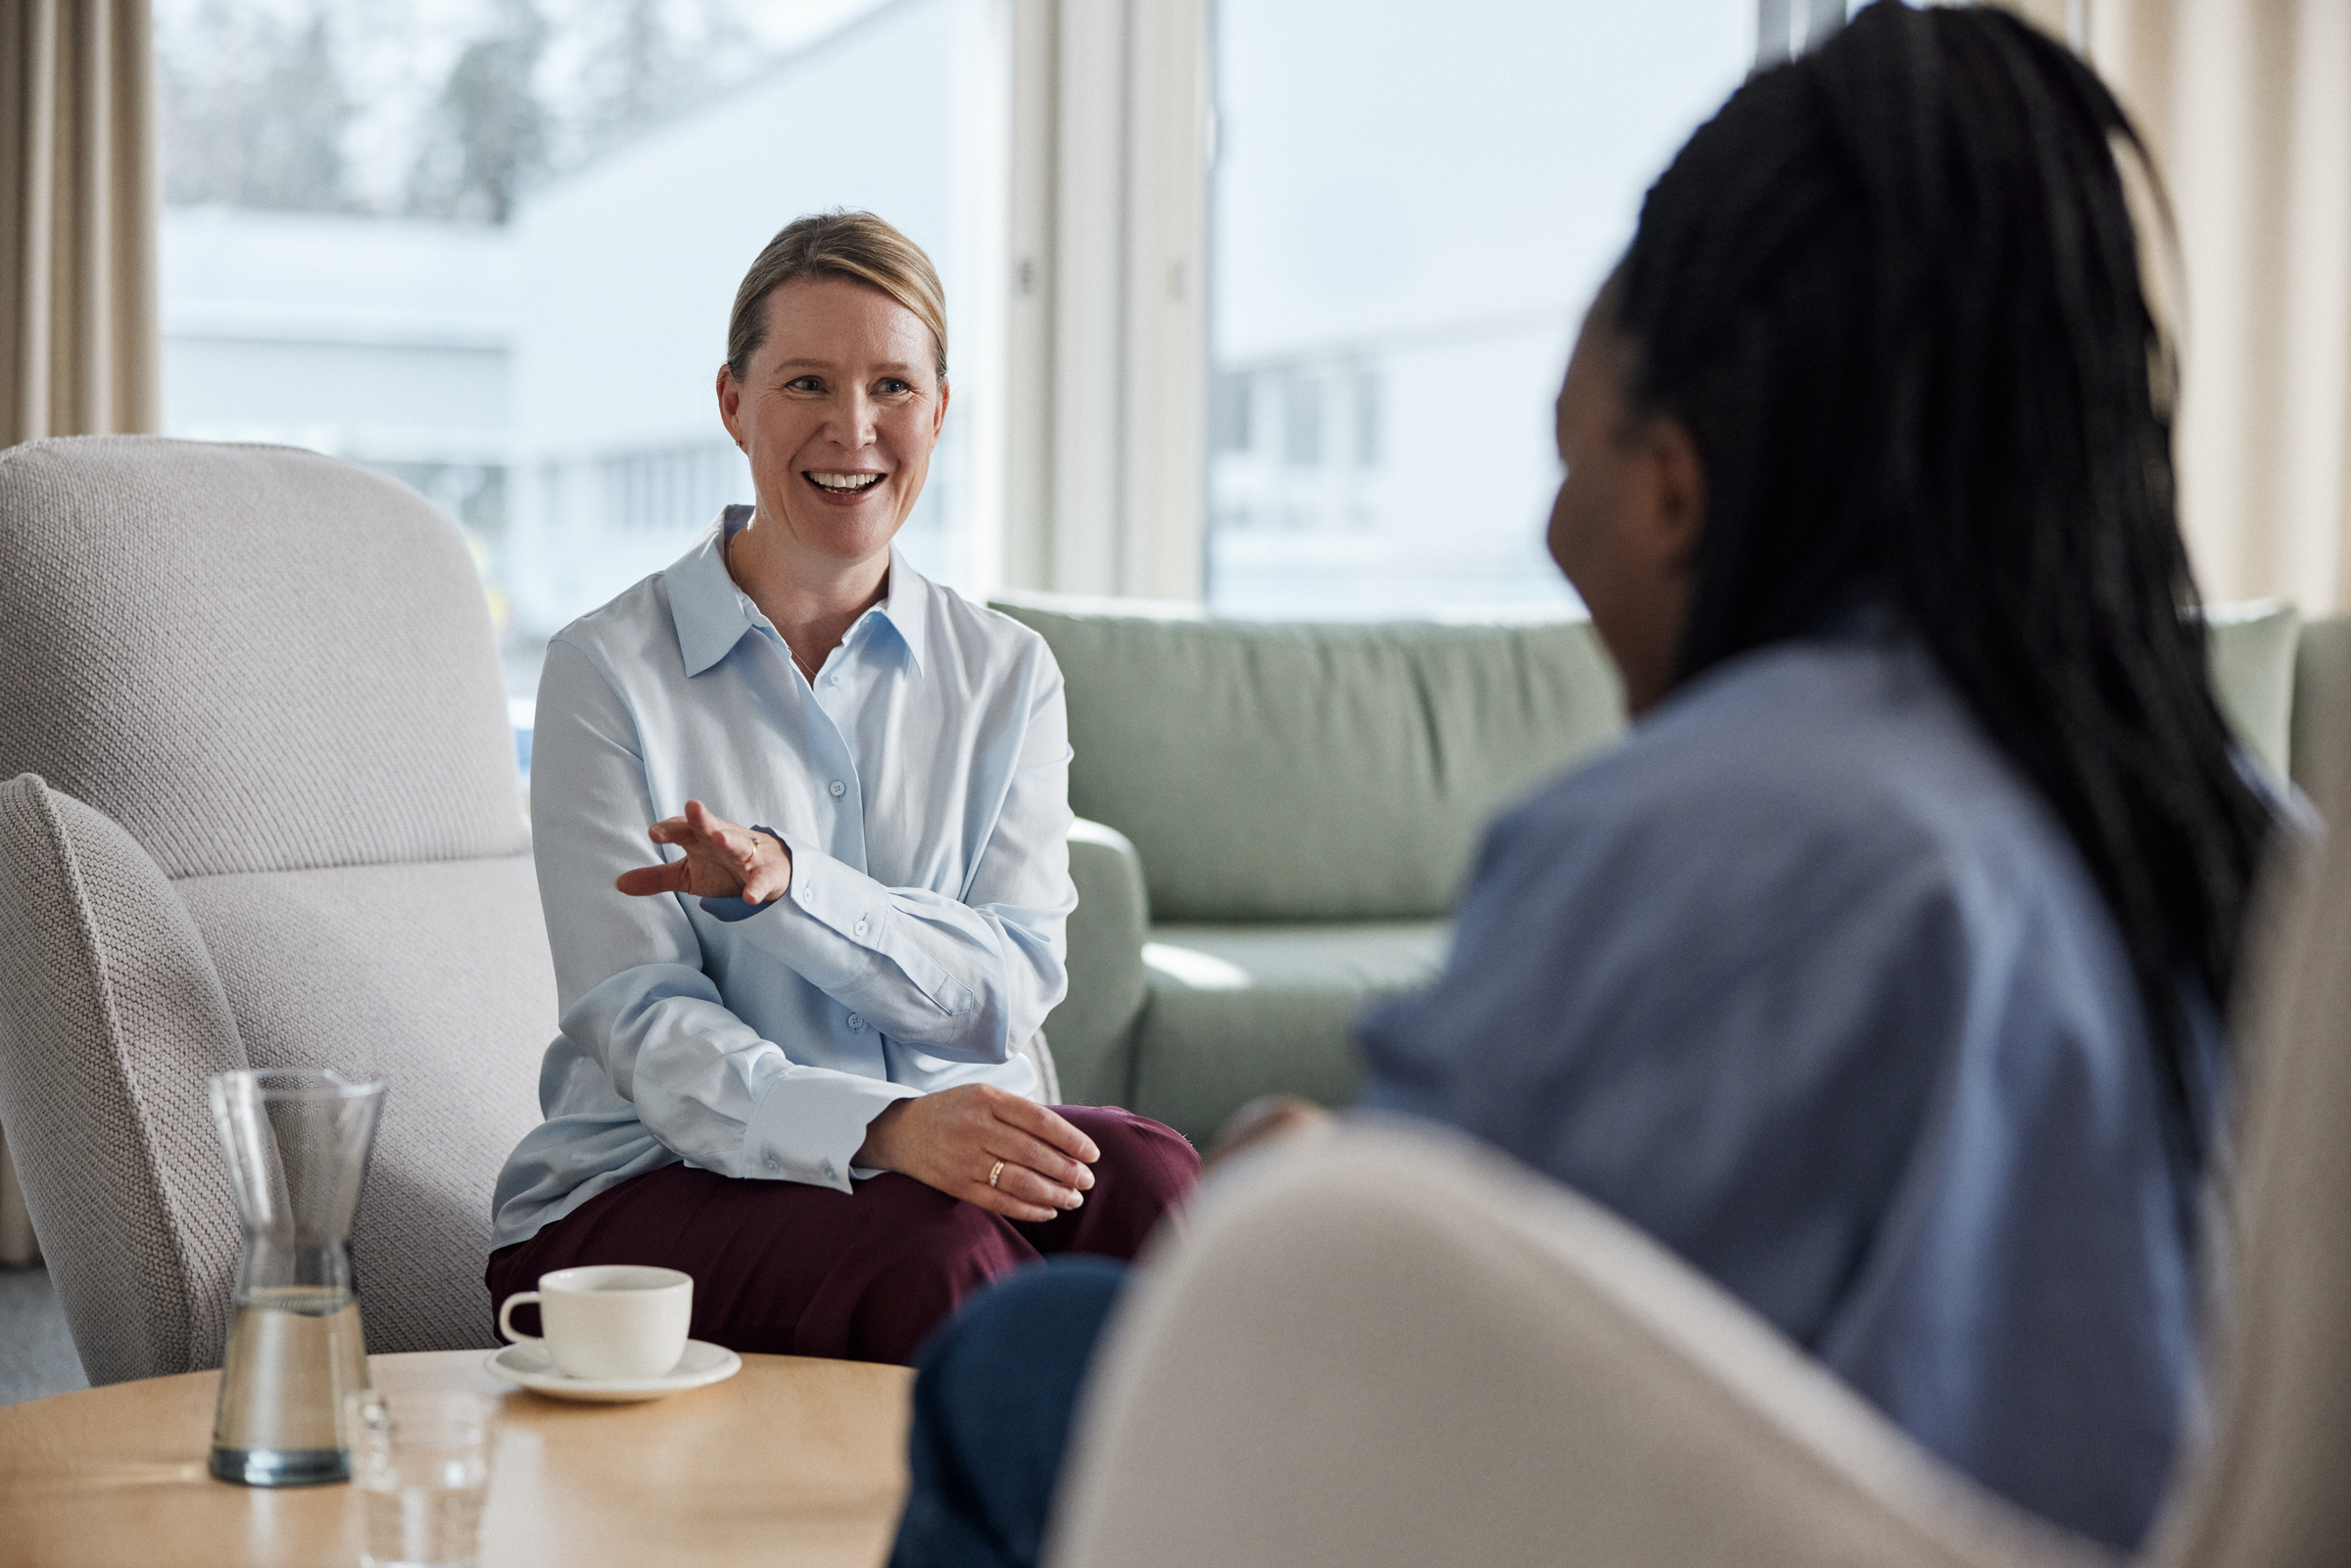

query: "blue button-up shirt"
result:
(491, 508), (1075, 1249)
(1359, 622), (2223, 1551)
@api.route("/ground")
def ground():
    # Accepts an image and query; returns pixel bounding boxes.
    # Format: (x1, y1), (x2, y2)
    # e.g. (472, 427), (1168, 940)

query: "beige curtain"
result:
(1, 0), (159, 1262)
(0, 0), (160, 445)
(1997, 0), (2351, 614)
(2092, 1), (2351, 615)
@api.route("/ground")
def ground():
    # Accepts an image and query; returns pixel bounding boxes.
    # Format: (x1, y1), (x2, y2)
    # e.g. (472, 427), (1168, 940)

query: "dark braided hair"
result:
(1611, 1), (2273, 1161)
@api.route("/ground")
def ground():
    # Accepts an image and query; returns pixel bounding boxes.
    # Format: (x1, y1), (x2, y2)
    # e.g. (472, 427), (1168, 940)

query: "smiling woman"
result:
(484, 212), (1199, 1367)
(717, 214), (953, 638)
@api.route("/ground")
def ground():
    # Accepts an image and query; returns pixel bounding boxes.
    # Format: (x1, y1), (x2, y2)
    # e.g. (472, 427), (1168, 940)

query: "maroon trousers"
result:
(485, 1106), (1198, 1367)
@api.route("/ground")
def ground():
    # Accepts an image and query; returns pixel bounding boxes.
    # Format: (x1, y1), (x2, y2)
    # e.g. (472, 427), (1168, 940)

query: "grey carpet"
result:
(0, 1265), (89, 1405)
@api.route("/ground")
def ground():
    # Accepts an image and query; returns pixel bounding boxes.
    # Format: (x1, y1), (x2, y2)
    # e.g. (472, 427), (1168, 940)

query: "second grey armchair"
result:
(0, 435), (555, 1384)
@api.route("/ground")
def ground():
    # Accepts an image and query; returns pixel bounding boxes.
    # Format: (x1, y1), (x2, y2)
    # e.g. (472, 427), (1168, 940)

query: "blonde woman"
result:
(487, 212), (1196, 1365)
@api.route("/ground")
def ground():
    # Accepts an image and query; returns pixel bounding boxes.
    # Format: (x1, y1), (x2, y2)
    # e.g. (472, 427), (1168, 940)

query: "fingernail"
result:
(1077, 1169), (1095, 1190)
(1068, 1191), (1084, 1208)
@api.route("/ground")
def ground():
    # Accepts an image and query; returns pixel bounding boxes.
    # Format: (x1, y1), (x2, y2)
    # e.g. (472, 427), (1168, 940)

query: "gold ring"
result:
(987, 1160), (1005, 1189)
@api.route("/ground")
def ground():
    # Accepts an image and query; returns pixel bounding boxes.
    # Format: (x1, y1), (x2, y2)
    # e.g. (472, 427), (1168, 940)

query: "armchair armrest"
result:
(1045, 819), (1151, 1107)
(1049, 1122), (2101, 1568)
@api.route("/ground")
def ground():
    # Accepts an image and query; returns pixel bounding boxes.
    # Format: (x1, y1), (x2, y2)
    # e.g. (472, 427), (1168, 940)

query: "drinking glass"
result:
(207, 1067), (385, 1486)
(348, 1389), (498, 1568)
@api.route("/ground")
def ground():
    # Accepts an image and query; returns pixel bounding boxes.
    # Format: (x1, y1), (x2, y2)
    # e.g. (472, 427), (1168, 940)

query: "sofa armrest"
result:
(1045, 820), (1151, 1107)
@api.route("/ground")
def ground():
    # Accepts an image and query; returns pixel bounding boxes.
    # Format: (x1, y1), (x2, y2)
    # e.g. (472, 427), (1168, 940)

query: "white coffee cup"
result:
(498, 1264), (693, 1380)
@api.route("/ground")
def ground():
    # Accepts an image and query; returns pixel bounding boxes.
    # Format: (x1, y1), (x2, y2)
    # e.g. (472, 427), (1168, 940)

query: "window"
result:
(158, 0), (1778, 661)
(156, 0), (1004, 721)
(1204, 0), (1753, 619)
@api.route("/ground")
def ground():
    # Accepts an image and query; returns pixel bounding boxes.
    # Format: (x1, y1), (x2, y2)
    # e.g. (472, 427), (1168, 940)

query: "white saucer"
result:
(486, 1339), (743, 1403)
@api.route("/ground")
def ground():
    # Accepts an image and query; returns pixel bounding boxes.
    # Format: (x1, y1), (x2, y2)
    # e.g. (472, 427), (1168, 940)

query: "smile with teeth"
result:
(807, 471), (885, 493)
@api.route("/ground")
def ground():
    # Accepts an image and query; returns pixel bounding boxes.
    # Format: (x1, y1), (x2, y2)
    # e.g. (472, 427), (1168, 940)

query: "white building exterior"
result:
(161, 205), (517, 540)
(1203, 0), (1751, 620)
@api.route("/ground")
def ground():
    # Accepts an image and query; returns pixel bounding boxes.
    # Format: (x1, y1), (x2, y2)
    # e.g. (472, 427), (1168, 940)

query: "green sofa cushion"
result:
(1128, 920), (1451, 1146)
(2205, 600), (2300, 784)
(992, 601), (1626, 923)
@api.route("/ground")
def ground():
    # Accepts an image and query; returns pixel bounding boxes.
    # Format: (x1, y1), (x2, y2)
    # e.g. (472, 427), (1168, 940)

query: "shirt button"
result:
(822, 1161), (837, 1180)
(854, 919), (870, 937)
(846, 1013), (864, 1031)
(829, 671), (842, 687)
(763, 1154), (780, 1173)
(829, 780), (846, 798)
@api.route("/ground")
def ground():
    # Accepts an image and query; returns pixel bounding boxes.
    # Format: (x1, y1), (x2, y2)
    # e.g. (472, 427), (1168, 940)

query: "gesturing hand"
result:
(856, 1084), (1100, 1223)
(615, 799), (792, 904)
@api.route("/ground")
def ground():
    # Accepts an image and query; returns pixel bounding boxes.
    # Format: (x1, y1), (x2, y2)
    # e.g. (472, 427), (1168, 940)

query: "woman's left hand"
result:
(855, 1085), (1098, 1222)
(615, 799), (792, 903)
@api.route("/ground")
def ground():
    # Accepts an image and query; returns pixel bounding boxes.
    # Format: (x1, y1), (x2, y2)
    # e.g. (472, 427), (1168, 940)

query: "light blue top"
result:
(1359, 618), (2222, 1551)
(491, 508), (1075, 1250)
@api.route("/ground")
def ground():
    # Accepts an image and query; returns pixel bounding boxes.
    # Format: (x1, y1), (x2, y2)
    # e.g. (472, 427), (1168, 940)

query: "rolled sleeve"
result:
(691, 686), (1077, 1066)
(705, 836), (979, 1020)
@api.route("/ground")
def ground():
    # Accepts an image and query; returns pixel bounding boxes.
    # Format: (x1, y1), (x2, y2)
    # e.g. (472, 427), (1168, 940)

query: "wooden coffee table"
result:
(0, 1349), (915, 1567)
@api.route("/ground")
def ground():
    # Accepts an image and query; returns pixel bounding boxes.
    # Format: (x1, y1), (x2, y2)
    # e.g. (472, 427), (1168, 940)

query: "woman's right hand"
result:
(856, 1085), (1099, 1223)
(614, 798), (792, 904)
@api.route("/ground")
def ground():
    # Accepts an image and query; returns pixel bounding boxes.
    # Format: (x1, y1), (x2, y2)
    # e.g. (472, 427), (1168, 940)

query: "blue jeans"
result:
(888, 1256), (1129, 1568)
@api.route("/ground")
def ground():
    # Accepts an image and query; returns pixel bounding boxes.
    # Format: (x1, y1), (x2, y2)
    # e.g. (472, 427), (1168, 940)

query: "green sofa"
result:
(1003, 595), (2332, 1148)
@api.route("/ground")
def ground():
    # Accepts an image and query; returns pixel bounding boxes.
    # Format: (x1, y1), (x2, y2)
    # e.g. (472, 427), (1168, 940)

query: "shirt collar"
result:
(666, 504), (930, 680)
(869, 547), (931, 678)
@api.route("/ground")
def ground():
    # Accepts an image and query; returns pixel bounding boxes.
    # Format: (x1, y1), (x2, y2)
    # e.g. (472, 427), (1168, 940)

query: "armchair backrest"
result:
(2157, 715), (2351, 1563)
(0, 436), (553, 1381)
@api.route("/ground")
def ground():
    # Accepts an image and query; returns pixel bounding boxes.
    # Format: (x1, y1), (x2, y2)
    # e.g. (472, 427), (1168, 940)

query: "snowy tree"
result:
(161, 0), (358, 212)
(407, 0), (554, 222)
(564, 0), (756, 166)
(158, 0), (812, 224)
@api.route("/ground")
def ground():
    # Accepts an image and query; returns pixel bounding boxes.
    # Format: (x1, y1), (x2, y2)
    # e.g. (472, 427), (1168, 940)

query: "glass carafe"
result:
(207, 1067), (385, 1487)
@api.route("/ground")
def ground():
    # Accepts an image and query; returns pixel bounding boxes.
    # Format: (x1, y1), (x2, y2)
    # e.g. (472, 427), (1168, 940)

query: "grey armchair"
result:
(0, 436), (554, 1385)
(1048, 795), (2351, 1563)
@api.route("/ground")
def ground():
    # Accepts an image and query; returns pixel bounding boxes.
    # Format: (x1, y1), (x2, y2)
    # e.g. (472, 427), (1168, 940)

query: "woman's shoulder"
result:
(554, 563), (675, 644)
(556, 521), (750, 676)
(1587, 634), (2019, 805)
(1495, 632), (2081, 917)
(895, 567), (1062, 689)
(541, 572), (689, 698)
(1433, 633), (2138, 1095)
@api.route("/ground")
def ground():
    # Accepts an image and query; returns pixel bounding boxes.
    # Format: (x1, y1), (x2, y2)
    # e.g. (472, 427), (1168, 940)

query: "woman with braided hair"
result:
(886, 5), (2282, 1559)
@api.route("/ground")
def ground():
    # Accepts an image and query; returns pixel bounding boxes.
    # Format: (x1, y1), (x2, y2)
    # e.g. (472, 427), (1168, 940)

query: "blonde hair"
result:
(724, 210), (948, 382)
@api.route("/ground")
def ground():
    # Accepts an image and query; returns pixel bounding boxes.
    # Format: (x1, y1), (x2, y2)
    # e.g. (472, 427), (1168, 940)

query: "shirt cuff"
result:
(777, 835), (890, 947)
(742, 1067), (920, 1195)
(698, 893), (776, 923)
